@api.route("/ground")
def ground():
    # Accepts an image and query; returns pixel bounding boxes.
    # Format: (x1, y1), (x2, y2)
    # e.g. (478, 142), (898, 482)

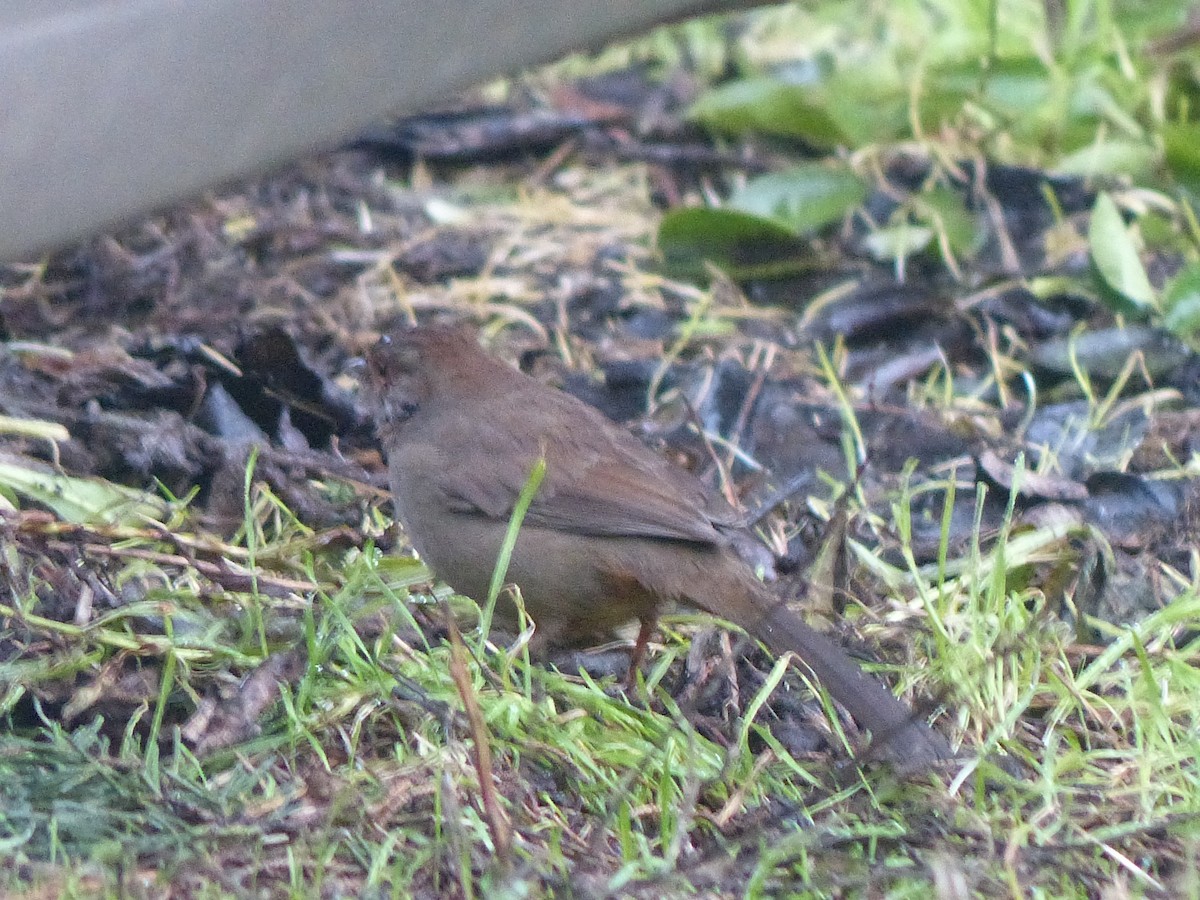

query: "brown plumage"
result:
(367, 325), (951, 767)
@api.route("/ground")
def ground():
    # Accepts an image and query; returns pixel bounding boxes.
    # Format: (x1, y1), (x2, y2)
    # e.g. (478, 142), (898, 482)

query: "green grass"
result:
(1, 434), (1198, 895)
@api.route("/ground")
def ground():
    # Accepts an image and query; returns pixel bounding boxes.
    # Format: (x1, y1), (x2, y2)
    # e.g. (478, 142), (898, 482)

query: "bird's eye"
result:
(399, 399), (420, 418)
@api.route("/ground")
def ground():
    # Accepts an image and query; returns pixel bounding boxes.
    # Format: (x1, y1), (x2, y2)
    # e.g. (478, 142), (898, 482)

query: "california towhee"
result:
(367, 325), (952, 767)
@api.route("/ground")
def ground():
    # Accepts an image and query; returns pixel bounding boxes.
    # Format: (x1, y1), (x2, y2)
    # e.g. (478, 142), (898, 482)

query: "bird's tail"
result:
(715, 576), (953, 766)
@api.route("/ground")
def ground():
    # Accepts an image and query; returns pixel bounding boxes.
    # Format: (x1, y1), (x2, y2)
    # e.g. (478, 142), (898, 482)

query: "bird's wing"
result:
(430, 395), (725, 545)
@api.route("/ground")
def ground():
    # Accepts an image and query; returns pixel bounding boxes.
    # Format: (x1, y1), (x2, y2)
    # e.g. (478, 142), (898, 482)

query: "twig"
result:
(681, 395), (738, 508)
(48, 540), (324, 597)
(742, 471), (817, 529)
(444, 600), (514, 869)
(724, 342), (774, 472)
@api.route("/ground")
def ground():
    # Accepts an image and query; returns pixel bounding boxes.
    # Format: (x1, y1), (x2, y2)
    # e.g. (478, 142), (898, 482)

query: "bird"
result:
(366, 324), (952, 767)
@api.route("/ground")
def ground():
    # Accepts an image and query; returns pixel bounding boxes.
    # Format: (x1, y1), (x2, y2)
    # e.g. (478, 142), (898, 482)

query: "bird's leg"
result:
(624, 616), (657, 690)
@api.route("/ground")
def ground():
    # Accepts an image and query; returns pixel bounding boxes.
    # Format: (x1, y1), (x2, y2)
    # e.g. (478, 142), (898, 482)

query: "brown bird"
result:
(367, 325), (952, 767)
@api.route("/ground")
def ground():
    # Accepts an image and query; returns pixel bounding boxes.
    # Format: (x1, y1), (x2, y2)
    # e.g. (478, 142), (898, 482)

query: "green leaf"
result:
(978, 57), (1056, 114)
(1087, 192), (1157, 313)
(926, 56), (1053, 115)
(921, 55), (1061, 142)
(912, 186), (983, 259)
(1162, 262), (1200, 338)
(0, 460), (168, 526)
(820, 67), (909, 146)
(688, 77), (848, 149)
(1163, 122), (1200, 196)
(657, 207), (812, 280)
(862, 224), (934, 262)
(687, 61), (910, 150)
(1053, 139), (1156, 181)
(728, 164), (867, 234)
